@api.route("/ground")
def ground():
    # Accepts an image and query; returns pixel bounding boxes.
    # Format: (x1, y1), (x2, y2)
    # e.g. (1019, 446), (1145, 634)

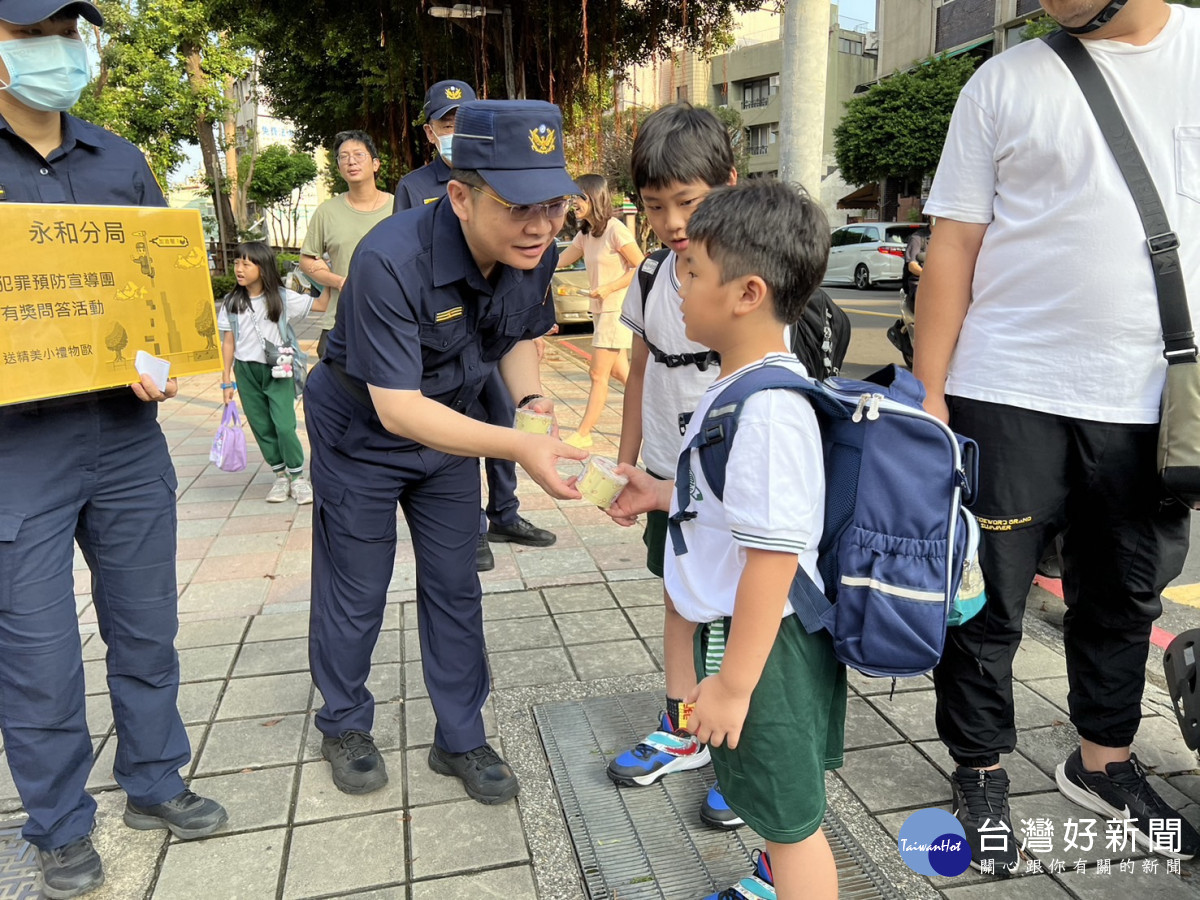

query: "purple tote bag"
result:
(210, 402), (248, 473)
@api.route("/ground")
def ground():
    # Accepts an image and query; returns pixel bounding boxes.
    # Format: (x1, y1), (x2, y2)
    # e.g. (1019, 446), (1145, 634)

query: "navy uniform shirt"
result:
(324, 197), (556, 421)
(393, 156), (451, 212)
(0, 113), (166, 206)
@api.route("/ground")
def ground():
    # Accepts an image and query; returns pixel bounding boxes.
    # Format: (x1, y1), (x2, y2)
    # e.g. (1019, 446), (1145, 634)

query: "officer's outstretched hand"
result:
(516, 434), (587, 500)
(131, 373), (178, 403)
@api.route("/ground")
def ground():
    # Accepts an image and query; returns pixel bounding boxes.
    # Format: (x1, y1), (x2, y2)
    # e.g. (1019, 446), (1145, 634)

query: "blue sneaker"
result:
(606, 710), (710, 786)
(700, 782), (745, 829)
(702, 849), (774, 899)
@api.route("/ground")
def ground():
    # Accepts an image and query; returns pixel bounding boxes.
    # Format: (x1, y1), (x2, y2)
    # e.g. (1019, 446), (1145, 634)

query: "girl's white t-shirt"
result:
(663, 353), (825, 624)
(924, 5), (1200, 423)
(217, 288), (313, 364)
(570, 219), (638, 315)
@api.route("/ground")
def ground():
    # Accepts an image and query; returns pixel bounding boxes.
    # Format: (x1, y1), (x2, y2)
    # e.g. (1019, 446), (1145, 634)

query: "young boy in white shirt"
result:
(608, 103), (740, 827)
(608, 179), (845, 900)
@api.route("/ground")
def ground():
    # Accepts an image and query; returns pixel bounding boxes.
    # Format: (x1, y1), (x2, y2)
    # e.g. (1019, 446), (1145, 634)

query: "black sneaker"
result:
(124, 789), (228, 840)
(951, 766), (1020, 876)
(487, 516), (557, 548)
(428, 742), (519, 804)
(37, 837), (104, 900)
(476, 534), (495, 571)
(1056, 748), (1200, 860)
(321, 730), (388, 794)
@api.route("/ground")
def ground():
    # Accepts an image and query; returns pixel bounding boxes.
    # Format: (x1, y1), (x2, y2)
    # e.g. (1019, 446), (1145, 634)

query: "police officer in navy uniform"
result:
(392, 79), (473, 214)
(305, 100), (586, 804)
(396, 79), (557, 572)
(0, 1), (226, 896)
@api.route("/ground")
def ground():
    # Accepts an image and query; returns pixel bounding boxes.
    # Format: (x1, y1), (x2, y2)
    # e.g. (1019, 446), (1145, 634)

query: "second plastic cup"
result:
(577, 456), (629, 509)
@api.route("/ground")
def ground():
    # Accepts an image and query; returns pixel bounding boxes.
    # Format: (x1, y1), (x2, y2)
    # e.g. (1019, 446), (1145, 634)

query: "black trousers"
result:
(934, 398), (1189, 768)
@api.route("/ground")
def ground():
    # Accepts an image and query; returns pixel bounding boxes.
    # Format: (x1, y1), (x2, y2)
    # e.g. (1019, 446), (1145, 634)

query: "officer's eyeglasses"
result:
(472, 187), (569, 222)
(337, 151), (371, 164)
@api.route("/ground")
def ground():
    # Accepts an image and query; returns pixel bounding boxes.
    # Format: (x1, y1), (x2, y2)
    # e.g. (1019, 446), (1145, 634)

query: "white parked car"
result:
(825, 222), (923, 290)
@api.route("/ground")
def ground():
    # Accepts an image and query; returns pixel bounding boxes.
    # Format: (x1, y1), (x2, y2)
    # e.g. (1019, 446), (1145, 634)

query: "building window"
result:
(676, 85), (689, 102)
(838, 37), (863, 55)
(747, 124), (772, 155)
(715, 83), (729, 107)
(741, 77), (778, 110)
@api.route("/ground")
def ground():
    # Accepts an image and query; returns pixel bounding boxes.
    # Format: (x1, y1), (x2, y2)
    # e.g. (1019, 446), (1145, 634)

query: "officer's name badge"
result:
(435, 307), (464, 323)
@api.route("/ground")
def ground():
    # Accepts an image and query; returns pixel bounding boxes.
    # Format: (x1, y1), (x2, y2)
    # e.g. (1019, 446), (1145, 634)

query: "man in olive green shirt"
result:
(301, 130), (394, 357)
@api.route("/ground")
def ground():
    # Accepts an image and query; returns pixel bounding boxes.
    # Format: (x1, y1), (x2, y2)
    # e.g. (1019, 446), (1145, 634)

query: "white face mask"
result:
(438, 134), (454, 164)
(0, 36), (91, 112)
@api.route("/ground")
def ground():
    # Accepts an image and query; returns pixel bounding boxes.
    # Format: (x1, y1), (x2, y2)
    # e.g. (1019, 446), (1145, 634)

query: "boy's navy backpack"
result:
(637, 248), (852, 379)
(668, 363), (979, 679)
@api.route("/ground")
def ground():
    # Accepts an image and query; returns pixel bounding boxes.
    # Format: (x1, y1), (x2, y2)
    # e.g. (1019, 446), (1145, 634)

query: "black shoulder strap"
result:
(635, 247), (719, 370)
(1042, 29), (1193, 363)
(637, 248), (672, 318)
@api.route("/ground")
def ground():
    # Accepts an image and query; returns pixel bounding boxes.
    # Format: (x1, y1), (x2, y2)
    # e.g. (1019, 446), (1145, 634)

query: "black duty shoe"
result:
(322, 730), (389, 794)
(37, 837), (104, 900)
(487, 516), (557, 548)
(1056, 748), (1200, 860)
(951, 766), (1020, 876)
(124, 789), (228, 840)
(428, 742), (519, 805)
(476, 534), (495, 572)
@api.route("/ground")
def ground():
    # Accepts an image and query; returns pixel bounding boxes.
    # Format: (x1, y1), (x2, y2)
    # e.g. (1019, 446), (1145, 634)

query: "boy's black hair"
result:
(686, 179), (830, 326)
(630, 103), (734, 193)
(334, 130), (380, 160)
(224, 241), (285, 322)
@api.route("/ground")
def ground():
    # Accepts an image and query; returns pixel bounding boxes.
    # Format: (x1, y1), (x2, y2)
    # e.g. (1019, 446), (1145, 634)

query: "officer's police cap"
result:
(424, 80), (476, 123)
(0, 0), (103, 25)
(452, 100), (580, 206)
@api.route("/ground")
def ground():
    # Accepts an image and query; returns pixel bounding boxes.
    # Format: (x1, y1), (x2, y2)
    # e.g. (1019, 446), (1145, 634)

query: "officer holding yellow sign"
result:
(304, 100), (585, 805)
(0, 1), (225, 896)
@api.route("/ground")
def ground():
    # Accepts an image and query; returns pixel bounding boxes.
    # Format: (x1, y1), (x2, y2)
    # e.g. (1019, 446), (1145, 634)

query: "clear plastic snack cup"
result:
(514, 407), (554, 434)
(577, 456), (629, 509)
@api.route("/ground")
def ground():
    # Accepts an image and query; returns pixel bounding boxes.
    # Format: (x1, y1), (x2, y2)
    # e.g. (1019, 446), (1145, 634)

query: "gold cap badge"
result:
(445, 86), (463, 100)
(530, 125), (556, 155)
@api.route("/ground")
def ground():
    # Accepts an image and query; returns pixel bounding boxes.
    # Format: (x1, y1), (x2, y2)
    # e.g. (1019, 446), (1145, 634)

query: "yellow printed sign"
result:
(0, 204), (222, 406)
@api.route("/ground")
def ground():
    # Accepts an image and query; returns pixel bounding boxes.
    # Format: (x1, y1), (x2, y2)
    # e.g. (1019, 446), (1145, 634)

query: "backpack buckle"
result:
(1147, 231), (1179, 255)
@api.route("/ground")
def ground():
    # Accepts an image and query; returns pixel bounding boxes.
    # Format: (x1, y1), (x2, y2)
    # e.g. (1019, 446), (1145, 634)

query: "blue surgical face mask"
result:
(438, 134), (454, 164)
(0, 36), (91, 113)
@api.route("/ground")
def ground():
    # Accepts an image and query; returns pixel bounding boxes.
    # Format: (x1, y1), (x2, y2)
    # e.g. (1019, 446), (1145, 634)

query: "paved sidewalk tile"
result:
(410, 865), (537, 899)
(408, 799), (527, 879)
(153, 830), (285, 899)
(283, 812), (407, 899)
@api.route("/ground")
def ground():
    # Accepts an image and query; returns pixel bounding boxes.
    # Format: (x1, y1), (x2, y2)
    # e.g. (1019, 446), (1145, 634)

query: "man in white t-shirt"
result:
(915, 0), (1199, 875)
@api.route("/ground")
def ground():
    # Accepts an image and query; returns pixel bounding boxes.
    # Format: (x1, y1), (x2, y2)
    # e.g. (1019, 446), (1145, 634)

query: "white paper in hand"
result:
(135, 350), (171, 392)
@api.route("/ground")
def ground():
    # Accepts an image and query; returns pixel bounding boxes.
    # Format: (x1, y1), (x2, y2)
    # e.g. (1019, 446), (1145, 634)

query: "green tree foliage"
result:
(833, 54), (977, 188)
(243, 145), (318, 246)
(207, 0), (762, 186)
(75, 0), (249, 185)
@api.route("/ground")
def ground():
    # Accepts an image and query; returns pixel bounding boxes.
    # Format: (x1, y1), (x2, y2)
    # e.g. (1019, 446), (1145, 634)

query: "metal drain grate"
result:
(535, 691), (903, 900)
(0, 821), (38, 900)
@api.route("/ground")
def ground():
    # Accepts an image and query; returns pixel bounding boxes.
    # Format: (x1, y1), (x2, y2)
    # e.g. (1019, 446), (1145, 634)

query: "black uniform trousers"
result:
(934, 397), (1190, 768)
(304, 365), (490, 752)
(0, 394), (190, 849)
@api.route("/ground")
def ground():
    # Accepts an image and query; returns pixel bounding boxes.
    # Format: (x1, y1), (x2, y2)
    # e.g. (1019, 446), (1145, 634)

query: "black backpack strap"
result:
(1042, 30), (1192, 363)
(637, 248), (671, 317)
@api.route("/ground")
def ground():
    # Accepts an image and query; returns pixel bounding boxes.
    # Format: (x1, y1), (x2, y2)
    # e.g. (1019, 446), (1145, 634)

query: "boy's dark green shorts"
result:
(642, 510), (668, 578)
(694, 613), (847, 844)
(641, 471), (671, 578)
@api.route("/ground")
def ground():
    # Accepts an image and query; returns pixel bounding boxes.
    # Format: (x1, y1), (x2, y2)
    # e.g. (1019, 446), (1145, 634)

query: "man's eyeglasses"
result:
(472, 187), (569, 222)
(337, 151), (371, 164)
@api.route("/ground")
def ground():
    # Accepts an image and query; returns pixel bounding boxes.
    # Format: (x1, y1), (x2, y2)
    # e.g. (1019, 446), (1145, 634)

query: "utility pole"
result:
(778, 0), (829, 195)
